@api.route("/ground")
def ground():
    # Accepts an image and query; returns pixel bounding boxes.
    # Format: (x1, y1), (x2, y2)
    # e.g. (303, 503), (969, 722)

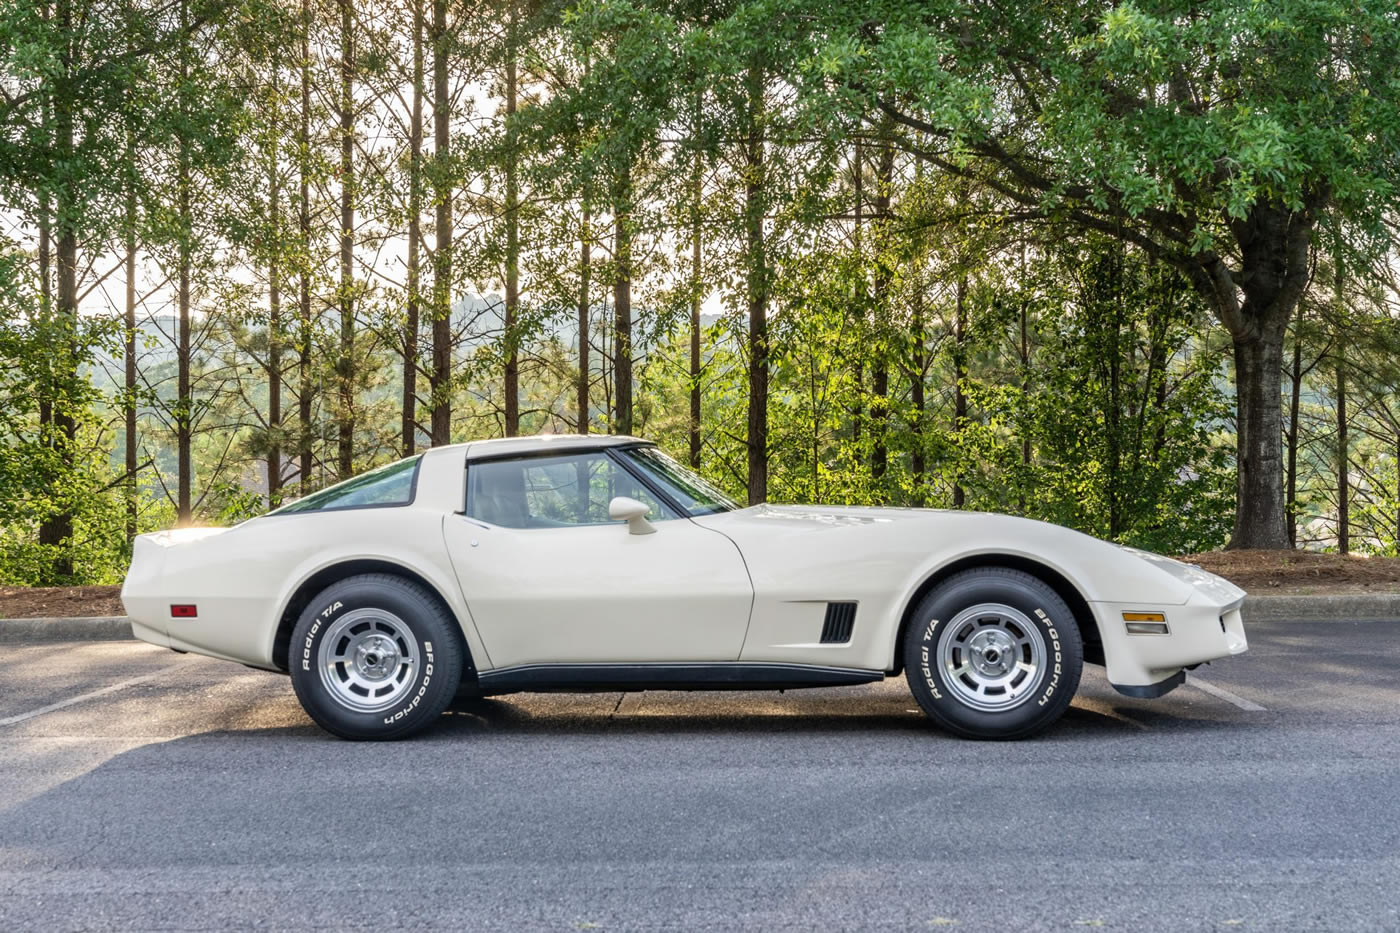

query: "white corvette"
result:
(122, 435), (1248, 740)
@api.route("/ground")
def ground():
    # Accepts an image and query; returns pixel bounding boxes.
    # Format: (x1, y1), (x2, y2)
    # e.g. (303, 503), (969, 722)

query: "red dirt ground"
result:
(0, 585), (124, 620)
(1179, 549), (1400, 595)
(3, 550), (1400, 618)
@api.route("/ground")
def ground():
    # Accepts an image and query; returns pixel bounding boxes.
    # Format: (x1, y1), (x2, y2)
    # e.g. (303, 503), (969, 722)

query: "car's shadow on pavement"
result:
(392, 688), (1243, 742)
(140, 694), (1239, 746)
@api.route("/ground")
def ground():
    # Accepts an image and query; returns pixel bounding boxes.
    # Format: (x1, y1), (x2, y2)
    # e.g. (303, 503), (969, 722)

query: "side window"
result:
(466, 452), (678, 529)
(273, 456), (420, 513)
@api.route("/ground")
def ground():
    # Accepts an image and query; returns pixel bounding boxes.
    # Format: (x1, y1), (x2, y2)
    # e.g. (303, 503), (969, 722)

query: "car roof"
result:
(457, 434), (651, 463)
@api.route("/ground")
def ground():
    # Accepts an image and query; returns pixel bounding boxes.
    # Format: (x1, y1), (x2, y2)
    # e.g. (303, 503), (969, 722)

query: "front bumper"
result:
(1093, 591), (1248, 694)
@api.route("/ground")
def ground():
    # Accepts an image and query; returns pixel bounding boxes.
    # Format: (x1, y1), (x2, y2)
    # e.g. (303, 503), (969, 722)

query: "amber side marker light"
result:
(1123, 611), (1169, 635)
(170, 604), (198, 618)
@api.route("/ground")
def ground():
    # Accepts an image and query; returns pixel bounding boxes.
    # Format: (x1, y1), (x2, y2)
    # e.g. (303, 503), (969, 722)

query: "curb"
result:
(0, 617), (132, 643)
(4, 594), (1400, 643)
(1240, 594), (1400, 623)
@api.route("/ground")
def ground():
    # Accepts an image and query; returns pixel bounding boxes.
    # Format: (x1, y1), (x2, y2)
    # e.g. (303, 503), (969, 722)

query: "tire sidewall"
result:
(290, 577), (460, 740)
(905, 572), (1082, 739)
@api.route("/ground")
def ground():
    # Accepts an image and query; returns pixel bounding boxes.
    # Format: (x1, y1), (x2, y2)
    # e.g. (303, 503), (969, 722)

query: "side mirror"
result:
(608, 496), (657, 536)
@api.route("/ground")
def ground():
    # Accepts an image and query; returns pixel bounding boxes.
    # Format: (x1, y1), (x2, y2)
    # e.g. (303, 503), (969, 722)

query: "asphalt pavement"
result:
(1, 621), (1397, 931)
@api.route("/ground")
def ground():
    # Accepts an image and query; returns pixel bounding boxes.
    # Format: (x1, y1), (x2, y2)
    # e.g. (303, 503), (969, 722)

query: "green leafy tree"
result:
(802, 0), (1400, 548)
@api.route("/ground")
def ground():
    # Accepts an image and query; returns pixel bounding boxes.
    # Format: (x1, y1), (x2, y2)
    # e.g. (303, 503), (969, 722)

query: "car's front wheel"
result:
(289, 574), (463, 740)
(903, 568), (1083, 739)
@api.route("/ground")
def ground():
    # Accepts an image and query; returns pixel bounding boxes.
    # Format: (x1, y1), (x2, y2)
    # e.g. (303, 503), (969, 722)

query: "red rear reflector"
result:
(170, 604), (198, 618)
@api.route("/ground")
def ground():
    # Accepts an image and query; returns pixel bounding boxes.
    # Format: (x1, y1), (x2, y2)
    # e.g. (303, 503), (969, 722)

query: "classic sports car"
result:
(122, 435), (1248, 740)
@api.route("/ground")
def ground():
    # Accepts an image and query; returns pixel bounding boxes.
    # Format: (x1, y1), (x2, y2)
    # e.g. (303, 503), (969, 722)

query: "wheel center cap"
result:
(355, 636), (399, 680)
(969, 630), (1016, 676)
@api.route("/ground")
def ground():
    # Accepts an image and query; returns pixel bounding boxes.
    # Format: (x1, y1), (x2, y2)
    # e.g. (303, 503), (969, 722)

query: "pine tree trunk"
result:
(336, 0), (355, 479)
(689, 150), (702, 469)
(430, 0), (452, 446)
(41, 0), (78, 577)
(848, 138), (862, 446)
(612, 178), (632, 435)
(176, 0), (193, 524)
(1018, 243), (1031, 513)
(124, 132), (138, 541)
(36, 2), (57, 558)
(38, 62), (52, 441)
(744, 63), (767, 505)
(267, 67), (283, 503)
(502, 1), (520, 436)
(1334, 248), (1347, 554)
(869, 136), (894, 485)
(177, 187), (192, 523)
(298, 0), (314, 491)
(403, 0), (423, 457)
(952, 275), (967, 508)
(577, 201), (590, 434)
(1336, 359), (1348, 554)
(598, 297), (611, 426)
(910, 283), (926, 505)
(49, 226), (78, 575)
(1107, 244), (1123, 538)
(1286, 302), (1303, 548)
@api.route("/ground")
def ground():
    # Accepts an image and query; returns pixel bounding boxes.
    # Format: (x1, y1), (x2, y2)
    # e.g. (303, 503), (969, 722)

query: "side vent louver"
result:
(820, 602), (857, 644)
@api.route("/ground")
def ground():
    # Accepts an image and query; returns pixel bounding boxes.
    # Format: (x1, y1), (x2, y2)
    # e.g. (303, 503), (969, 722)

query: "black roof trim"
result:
(464, 440), (655, 466)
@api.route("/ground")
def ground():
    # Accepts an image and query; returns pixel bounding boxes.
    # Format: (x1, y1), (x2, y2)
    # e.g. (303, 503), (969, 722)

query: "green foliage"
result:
(0, 244), (130, 584)
(639, 225), (1235, 555)
(1014, 238), (1235, 552)
(805, 0), (1400, 247)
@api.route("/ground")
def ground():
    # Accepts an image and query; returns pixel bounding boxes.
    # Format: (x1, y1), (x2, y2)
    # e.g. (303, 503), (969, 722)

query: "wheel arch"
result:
(889, 553), (1101, 675)
(271, 558), (474, 679)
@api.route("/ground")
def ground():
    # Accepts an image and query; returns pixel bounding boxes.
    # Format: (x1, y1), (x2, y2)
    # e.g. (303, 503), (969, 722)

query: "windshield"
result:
(622, 446), (740, 516)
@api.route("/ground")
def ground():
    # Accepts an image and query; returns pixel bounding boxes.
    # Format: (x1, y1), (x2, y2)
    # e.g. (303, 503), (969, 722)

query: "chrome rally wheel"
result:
(289, 574), (464, 740)
(936, 603), (1047, 712)
(904, 568), (1083, 740)
(317, 609), (422, 713)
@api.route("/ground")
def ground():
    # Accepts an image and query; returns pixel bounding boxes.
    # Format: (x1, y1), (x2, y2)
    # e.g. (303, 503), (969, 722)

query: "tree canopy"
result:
(2, 0), (1399, 583)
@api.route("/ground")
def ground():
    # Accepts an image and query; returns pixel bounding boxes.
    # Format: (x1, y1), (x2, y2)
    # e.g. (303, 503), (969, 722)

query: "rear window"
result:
(272, 457), (421, 514)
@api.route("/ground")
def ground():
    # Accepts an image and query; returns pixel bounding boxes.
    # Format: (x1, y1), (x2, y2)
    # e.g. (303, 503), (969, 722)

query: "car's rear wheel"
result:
(289, 574), (463, 740)
(903, 568), (1083, 739)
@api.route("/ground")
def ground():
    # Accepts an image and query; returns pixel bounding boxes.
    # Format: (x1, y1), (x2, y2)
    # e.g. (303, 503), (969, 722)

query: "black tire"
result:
(903, 568), (1083, 740)
(289, 573), (464, 740)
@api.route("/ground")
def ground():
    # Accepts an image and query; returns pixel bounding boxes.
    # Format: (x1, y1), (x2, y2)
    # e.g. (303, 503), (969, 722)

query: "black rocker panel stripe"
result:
(475, 662), (883, 695)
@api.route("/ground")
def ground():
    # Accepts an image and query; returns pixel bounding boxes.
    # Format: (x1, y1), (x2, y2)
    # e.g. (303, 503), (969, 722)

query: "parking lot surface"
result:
(1, 621), (1398, 931)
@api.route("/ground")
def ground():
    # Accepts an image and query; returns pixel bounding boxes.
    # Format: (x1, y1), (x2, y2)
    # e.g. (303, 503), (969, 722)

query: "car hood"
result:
(696, 504), (1242, 606)
(1113, 545), (1245, 606)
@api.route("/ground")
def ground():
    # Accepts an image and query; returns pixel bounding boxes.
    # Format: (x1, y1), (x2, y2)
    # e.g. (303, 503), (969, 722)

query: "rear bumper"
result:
(1094, 592), (1247, 692)
(129, 619), (170, 649)
(120, 527), (280, 668)
(121, 534), (170, 647)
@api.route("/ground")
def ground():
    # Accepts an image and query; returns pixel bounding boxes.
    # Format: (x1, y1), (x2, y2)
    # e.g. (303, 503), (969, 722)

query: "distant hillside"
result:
(88, 296), (729, 394)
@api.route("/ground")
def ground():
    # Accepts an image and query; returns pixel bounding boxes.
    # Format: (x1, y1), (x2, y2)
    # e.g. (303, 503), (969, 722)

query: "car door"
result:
(442, 449), (754, 669)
